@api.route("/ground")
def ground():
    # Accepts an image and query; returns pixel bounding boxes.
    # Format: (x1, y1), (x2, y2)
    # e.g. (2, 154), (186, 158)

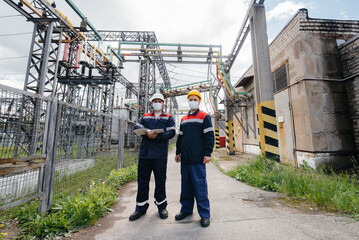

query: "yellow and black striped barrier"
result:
(256, 100), (279, 160)
(225, 120), (235, 155)
(215, 128), (220, 148)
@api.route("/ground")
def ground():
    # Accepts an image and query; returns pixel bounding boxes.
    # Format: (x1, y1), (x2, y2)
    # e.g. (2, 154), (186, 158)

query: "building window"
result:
(272, 63), (288, 92)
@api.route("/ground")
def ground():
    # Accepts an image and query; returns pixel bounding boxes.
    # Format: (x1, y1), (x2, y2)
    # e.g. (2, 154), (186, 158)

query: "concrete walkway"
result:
(71, 149), (359, 240)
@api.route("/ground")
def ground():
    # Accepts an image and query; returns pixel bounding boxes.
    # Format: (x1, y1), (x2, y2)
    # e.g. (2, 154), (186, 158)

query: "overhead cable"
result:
(0, 56), (28, 61)
(0, 32), (32, 37)
(0, 14), (22, 18)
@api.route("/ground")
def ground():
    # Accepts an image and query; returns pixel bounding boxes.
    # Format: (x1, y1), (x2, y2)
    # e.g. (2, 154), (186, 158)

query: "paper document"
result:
(134, 128), (164, 136)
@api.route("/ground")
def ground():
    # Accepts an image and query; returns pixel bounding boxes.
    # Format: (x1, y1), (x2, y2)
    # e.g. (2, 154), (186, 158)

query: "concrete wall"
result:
(234, 9), (359, 168)
(271, 9), (357, 168)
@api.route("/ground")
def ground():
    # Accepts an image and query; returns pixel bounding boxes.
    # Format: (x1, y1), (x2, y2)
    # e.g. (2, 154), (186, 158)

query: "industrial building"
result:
(234, 8), (359, 169)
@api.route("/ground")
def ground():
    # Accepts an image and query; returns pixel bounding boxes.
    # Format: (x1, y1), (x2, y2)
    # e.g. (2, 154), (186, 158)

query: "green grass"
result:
(0, 164), (137, 239)
(210, 157), (226, 174)
(226, 156), (359, 218)
(168, 143), (176, 150)
(53, 150), (138, 200)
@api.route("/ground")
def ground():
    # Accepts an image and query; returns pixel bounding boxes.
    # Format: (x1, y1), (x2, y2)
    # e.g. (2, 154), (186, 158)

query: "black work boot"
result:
(175, 212), (192, 221)
(159, 209), (168, 219)
(129, 211), (146, 221)
(201, 217), (210, 227)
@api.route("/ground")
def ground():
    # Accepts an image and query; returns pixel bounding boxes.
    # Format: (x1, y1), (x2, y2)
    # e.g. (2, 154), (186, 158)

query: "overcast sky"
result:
(0, 0), (358, 111)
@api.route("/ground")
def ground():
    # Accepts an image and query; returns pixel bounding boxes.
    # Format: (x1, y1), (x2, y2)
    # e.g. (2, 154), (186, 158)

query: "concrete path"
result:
(71, 149), (359, 240)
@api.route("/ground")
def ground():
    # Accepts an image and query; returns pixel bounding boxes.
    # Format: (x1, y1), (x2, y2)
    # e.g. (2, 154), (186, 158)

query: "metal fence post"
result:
(117, 117), (125, 169)
(39, 98), (59, 213)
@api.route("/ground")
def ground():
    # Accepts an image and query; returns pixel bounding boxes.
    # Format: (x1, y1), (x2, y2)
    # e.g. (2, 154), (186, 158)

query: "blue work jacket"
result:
(134, 111), (176, 160)
(176, 109), (215, 164)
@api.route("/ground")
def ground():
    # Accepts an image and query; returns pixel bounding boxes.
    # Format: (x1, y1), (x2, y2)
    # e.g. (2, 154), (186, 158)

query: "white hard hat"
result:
(149, 93), (165, 102)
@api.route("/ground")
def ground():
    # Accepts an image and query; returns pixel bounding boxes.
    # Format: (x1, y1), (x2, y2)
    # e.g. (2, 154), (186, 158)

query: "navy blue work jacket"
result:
(176, 109), (215, 164)
(134, 111), (176, 160)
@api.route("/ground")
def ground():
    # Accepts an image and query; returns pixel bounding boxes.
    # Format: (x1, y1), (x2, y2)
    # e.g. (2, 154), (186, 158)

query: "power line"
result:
(0, 14), (22, 19)
(167, 69), (206, 79)
(0, 72), (25, 75)
(169, 76), (202, 84)
(0, 32), (32, 37)
(167, 63), (208, 74)
(168, 63), (241, 79)
(0, 56), (28, 61)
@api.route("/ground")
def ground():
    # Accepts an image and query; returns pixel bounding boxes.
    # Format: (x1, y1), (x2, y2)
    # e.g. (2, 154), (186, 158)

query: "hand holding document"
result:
(134, 128), (164, 136)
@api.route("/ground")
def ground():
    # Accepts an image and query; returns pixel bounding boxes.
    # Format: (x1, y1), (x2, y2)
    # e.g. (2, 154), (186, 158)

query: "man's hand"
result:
(175, 155), (181, 163)
(203, 156), (211, 164)
(146, 132), (157, 139)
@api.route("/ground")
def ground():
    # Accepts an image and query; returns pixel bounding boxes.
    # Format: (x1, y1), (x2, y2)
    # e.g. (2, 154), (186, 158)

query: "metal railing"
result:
(0, 84), (136, 212)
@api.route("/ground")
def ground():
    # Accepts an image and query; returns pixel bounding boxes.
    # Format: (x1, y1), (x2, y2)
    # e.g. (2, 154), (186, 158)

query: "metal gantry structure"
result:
(0, 0), (281, 215)
(84, 30), (179, 117)
(4, 0), (277, 160)
(2, 0), (173, 156)
(4, 0), (116, 157)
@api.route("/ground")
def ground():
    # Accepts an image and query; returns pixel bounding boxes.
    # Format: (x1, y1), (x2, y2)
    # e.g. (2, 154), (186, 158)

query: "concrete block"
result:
(312, 133), (328, 151)
(326, 133), (345, 151)
(296, 151), (353, 170)
(293, 40), (302, 59)
(331, 93), (350, 113)
(295, 133), (313, 151)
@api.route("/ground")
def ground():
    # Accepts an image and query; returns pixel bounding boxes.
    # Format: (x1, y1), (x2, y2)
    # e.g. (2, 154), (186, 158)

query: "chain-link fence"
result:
(0, 84), (137, 211)
(0, 85), (50, 208)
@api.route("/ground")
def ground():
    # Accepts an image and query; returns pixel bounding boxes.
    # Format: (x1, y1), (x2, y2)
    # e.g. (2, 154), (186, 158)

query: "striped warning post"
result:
(256, 100), (279, 160)
(215, 128), (220, 148)
(225, 120), (235, 155)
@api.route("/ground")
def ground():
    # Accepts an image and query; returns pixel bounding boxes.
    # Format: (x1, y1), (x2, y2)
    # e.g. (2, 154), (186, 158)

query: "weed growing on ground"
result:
(226, 156), (359, 218)
(4, 165), (137, 239)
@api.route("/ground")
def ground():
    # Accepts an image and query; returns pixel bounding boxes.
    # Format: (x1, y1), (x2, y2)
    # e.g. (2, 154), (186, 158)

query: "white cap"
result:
(149, 93), (165, 102)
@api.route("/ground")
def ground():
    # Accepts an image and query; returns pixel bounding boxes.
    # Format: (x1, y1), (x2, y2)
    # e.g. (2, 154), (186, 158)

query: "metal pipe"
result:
(119, 42), (221, 48)
(121, 53), (222, 58)
(65, 0), (102, 41)
(120, 48), (217, 53)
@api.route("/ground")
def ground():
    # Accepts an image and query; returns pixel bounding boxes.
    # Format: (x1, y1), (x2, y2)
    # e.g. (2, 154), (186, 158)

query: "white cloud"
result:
(340, 11), (349, 20)
(267, 1), (307, 21)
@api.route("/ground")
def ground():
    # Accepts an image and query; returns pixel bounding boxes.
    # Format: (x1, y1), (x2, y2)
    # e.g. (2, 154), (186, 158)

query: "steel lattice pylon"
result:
(86, 30), (179, 111)
(13, 19), (63, 156)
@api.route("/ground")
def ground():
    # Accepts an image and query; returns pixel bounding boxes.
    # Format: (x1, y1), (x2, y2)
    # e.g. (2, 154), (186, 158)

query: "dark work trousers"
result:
(180, 163), (210, 218)
(136, 158), (168, 213)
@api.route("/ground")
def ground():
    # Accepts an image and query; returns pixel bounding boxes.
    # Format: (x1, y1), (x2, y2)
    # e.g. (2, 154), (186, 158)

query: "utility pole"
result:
(249, 3), (279, 160)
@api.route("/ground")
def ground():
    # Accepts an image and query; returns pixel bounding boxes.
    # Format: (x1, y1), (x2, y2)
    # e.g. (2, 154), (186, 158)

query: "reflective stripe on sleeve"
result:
(178, 131), (183, 135)
(166, 126), (176, 131)
(136, 123), (145, 128)
(203, 127), (214, 134)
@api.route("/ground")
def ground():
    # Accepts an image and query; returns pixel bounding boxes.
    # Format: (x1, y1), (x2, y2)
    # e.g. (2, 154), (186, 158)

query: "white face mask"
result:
(152, 102), (163, 111)
(188, 100), (199, 110)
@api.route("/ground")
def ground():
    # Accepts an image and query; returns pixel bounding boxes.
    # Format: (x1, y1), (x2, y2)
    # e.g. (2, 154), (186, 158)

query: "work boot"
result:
(159, 209), (168, 219)
(201, 217), (210, 227)
(175, 212), (192, 221)
(129, 211), (146, 221)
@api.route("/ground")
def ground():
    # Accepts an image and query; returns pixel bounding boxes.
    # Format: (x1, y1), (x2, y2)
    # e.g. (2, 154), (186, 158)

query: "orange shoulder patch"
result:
(196, 110), (208, 119)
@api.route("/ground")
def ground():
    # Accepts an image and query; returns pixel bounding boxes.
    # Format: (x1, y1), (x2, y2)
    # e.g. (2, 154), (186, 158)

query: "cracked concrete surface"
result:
(68, 149), (359, 240)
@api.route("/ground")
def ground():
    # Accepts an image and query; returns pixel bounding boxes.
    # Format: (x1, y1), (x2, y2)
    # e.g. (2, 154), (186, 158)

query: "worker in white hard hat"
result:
(130, 93), (176, 221)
